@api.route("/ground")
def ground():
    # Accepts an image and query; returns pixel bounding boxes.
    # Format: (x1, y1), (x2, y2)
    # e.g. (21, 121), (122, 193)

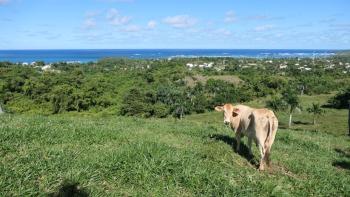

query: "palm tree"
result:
(307, 103), (325, 125)
(282, 89), (300, 128)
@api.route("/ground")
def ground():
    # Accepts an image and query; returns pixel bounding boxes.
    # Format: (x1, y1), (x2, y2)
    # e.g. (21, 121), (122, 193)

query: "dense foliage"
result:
(1, 56), (349, 117)
(328, 87), (350, 109)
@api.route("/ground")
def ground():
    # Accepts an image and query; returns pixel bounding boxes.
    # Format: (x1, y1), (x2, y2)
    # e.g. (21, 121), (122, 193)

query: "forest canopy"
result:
(1, 56), (349, 117)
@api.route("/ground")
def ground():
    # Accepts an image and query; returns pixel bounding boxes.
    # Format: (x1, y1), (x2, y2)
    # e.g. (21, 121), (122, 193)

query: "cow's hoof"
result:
(259, 165), (265, 171)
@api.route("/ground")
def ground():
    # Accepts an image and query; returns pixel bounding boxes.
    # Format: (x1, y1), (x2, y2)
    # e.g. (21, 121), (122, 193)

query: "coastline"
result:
(0, 49), (344, 64)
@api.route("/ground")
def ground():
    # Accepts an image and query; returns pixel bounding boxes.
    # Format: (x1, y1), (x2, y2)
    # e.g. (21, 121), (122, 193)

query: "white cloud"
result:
(85, 11), (99, 18)
(107, 8), (131, 26)
(215, 28), (232, 36)
(225, 10), (237, 23)
(0, 0), (9, 5)
(275, 33), (283, 38)
(247, 15), (284, 21)
(82, 11), (99, 30)
(147, 20), (157, 29)
(83, 18), (97, 29)
(121, 25), (141, 32)
(254, 24), (274, 32)
(106, 8), (118, 20)
(163, 15), (197, 28)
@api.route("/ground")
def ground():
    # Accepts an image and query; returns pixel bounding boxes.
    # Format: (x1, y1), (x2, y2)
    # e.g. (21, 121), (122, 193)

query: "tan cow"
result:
(215, 104), (278, 170)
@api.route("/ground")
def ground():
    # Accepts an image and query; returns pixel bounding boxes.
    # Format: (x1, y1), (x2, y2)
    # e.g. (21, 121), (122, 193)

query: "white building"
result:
(279, 65), (287, 69)
(42, 64), (52, 71)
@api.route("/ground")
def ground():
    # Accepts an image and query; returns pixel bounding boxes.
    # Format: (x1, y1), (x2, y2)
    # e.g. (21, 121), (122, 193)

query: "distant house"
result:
(42, 64), (52, 71)
(279, 64), (287, 69)
(41, 64), (61, 73)
(207, 62), (214, 68)
(186, 62), (213, 69)
(186, 63), (195, 68)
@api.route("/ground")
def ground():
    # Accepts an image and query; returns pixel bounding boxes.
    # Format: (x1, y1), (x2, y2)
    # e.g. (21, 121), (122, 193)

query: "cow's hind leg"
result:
(264, 146), (271, 167)
(258, 143), (266, 171)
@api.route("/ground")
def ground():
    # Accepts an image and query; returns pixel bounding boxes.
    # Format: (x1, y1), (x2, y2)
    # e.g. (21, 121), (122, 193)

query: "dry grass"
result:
(184, 74), (243, 87)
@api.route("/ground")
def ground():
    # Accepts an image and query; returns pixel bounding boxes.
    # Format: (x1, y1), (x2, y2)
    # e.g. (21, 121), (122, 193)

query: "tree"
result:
(266, 95), (287, 112)
(328, 87), (350, 109)
(307, 103), (325, 125)
(282, 89), (300, 128)
(119, 88), (150, 117)
(50, 84), (74, 114)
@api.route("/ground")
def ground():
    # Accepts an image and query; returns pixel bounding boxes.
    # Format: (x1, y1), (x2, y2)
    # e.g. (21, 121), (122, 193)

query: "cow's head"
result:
(215, 104), (240, 125)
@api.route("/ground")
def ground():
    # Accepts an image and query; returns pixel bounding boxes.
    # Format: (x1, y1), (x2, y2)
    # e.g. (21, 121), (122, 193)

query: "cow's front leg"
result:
(235, 132), (241, 153)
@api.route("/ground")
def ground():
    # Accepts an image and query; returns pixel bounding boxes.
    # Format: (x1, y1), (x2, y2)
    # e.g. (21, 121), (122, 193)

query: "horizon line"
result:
(0, 48), (349, 51)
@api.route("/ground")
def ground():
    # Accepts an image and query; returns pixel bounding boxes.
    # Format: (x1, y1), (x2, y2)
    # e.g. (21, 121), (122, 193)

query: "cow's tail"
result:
(264, 114), (278, 166)
(264, 116), (273, 146)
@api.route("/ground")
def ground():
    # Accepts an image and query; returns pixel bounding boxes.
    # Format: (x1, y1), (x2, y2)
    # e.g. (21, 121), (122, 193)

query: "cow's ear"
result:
(215, 106), (224, 111)
(232, 108), (240, 117)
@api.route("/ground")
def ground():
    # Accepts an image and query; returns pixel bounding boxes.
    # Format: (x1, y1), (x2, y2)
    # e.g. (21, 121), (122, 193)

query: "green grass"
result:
(1, 108), (349, 196)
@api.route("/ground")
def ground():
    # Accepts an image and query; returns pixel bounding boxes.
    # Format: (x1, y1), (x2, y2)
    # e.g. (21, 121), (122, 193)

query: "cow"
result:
(215, 104), (278, 170)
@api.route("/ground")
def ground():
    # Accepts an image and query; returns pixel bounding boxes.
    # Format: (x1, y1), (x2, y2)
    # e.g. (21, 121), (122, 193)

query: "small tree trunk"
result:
(180, 106), (184, 120)
(301, 85), (304, 95)
(313, 116), (316, 125)
(289, 113), (292, 128)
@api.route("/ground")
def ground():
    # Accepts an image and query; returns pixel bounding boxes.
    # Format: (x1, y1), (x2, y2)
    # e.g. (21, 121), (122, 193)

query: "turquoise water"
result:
(0, 49), (341, 63)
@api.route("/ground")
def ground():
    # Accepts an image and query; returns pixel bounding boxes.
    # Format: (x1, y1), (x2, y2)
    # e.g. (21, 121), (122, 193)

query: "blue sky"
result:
(0, 0), (349, 49)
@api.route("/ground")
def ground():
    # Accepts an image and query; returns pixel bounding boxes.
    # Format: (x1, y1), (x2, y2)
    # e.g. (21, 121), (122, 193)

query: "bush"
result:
(119, 88), (150, 117)
(328, 87), (350, 109)
(266, 96), (288, 111)
(206, 79), (239, 107)
(152, 103), (169, 118)
(50, 85), (75, 114)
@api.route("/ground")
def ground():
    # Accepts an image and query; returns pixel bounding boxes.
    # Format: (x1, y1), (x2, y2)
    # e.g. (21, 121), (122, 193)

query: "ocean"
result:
(0, 49), (342, 63)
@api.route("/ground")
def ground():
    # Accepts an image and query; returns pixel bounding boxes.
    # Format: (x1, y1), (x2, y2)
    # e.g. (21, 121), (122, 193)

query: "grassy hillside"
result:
(1, 105), (349, 196)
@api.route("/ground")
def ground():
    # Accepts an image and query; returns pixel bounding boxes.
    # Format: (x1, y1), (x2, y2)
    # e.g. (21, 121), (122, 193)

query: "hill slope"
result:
(0, 113), (349, 196)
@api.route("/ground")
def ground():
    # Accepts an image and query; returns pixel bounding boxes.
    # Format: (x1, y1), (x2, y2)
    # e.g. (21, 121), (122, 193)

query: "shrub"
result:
(119, 88), (150, 117)
(50, 84), (75, 114)
(266, 96), (288, 111)
(152, 102), (169, 118)
(328, 87), (350, 109)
